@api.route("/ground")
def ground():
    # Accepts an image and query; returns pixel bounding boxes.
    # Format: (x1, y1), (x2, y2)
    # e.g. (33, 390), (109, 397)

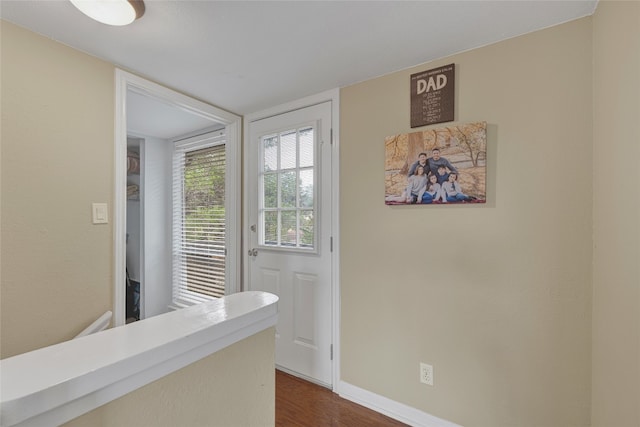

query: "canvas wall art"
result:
(385, 121), (487, 205)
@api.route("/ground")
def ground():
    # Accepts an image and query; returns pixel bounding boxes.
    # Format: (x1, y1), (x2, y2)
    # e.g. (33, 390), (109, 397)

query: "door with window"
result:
(247, 102), (332, 386)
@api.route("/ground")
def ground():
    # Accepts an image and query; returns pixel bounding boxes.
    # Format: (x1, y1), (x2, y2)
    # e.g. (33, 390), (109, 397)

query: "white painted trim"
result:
(329, 90), (341, 392)
(243, 88), (341, 390)
(114, 70), (128, 326)
(338, 381), (462, 427)
(225, 118), (242, 299)
(114, 69), (242, 326)
(73, 311), (112, 339)
(0, 292), (278, 427)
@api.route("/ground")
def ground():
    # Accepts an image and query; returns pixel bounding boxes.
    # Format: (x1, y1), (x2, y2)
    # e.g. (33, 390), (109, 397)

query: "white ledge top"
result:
(0, 291), (278, 427)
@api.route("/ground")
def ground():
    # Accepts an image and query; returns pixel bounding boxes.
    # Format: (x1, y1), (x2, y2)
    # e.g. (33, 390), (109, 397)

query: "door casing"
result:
(114, 69), (242, 326)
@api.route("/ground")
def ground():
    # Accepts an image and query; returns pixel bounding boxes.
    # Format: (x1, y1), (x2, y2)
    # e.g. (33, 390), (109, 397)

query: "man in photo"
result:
(426, 147), (458, 176)
(407, 152), (430, 177)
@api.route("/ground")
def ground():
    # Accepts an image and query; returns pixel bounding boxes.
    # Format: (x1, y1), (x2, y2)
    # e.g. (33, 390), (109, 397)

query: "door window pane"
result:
(259, 125), (316, 250)
(263, 136), (278, 172)
(299, 169), (314, 208)
(280, 131), (297, 169)
(300, 210), (314, 247)
(281, 210), (297, 246)
(264, 211), (278, 246)
(263, 173), (277, 208)
(280, 171), (297, 208)
(299, 128), (314, 168)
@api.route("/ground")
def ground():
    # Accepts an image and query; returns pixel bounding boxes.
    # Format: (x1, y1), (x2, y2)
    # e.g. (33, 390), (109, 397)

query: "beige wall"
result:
(1, 21), (276, 427)
(65, 327), (276, 427)
(1, 21), (114, 357)
(340, 18), (593, 426)
(592, 1), (640, 426)
(3, 4), (640, 426)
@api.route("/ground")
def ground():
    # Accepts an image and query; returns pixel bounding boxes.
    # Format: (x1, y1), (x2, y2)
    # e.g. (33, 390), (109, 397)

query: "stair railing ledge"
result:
(0, 291), (278, 427)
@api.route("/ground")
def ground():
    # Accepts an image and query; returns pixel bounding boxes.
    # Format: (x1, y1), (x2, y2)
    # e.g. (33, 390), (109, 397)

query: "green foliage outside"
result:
(263, 169), (314, 247)
(183, 148), (226, 249)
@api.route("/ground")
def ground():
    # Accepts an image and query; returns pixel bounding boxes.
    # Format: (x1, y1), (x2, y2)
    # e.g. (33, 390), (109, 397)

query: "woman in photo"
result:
(405, 165), (428, 204)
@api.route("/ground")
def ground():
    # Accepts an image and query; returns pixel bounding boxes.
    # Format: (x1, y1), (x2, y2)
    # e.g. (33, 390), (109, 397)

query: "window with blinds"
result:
(173, 132), (226, 306)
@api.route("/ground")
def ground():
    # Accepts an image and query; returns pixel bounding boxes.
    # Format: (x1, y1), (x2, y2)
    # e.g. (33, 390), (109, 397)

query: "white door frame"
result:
(114, 69), (242, 326)
(243, 88), (341, 390)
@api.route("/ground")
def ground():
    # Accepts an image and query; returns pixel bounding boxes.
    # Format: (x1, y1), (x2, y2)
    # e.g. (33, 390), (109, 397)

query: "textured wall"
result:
(340, 18), (593, 426)
(1, 21), (114, 358)
(64, 328), (276, 427)
(591, 1), (640, 425)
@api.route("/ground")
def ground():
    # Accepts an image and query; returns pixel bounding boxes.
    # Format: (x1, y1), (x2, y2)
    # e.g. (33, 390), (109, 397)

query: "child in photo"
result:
(421, 173), (443, 204)
(435, 165), (449, 184)
(441, 173), (471, 203)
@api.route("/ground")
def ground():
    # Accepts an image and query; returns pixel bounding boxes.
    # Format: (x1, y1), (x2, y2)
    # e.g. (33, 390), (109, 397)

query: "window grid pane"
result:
(300, 210), (314, 247)
(259, 126), (315, 250)
(281, 210), (297, 246)
(299, 168), (314, 209)
(280, 131), (297, 170)
(263, 135), (278, 172)
(263, 211), (278, 246)
(280, 171), (297, 208)
(299, 127), (314, 168)
(263, 173), (277, 208)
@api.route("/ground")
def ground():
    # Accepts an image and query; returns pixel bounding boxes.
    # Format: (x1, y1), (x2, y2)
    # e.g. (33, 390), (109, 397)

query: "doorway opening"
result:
(114, 70), (241, 326)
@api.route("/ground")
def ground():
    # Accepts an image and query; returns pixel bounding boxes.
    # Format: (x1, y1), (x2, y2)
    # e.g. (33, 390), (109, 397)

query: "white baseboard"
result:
(337, 380), (462, 427)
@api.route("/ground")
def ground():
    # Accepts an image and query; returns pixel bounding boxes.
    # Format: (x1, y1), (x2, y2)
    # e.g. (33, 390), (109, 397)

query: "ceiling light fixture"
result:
(69, 0), (145, 26)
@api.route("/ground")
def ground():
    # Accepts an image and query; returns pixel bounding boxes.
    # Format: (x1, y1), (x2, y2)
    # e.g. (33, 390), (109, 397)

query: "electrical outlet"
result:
(420, 362), (433, 386)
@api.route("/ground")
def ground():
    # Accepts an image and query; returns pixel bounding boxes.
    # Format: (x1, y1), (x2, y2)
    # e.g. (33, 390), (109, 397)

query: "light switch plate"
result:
(92, 203), (108, 224)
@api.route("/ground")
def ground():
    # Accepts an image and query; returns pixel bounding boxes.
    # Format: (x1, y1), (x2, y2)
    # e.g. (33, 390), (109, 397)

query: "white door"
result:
(247, 102), (332, 386)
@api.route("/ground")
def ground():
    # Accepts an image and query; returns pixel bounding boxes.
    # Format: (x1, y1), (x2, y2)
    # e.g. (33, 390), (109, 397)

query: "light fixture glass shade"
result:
(70, 0), (144, 26)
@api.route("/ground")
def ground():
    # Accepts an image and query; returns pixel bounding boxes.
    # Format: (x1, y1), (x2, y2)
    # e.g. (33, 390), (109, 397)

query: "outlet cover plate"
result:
(420, 362), (433, 386)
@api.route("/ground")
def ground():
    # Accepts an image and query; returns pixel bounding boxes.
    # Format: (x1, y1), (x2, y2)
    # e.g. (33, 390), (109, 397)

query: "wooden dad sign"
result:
(410, 63), (455, 128)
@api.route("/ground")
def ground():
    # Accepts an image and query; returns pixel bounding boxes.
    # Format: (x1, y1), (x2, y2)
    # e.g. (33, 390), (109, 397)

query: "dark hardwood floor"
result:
(276, 370), (409, 427)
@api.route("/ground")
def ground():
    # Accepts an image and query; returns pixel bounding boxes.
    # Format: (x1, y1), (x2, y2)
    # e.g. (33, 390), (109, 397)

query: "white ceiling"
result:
(1, 0), (598, 116)
(126, 90), (221, 139)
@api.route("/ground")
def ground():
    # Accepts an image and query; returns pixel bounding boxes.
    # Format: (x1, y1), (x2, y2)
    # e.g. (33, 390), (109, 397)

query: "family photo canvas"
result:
(385, 121), (487, 205)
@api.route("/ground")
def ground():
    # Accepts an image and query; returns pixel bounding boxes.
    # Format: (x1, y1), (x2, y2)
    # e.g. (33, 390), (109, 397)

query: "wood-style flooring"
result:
(276, 370), (409, 427)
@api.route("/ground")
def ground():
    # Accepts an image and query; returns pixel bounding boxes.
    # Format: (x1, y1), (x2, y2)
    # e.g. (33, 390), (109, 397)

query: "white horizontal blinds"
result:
(260, 126), (315, 250)
(173, 132), (226, 306)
